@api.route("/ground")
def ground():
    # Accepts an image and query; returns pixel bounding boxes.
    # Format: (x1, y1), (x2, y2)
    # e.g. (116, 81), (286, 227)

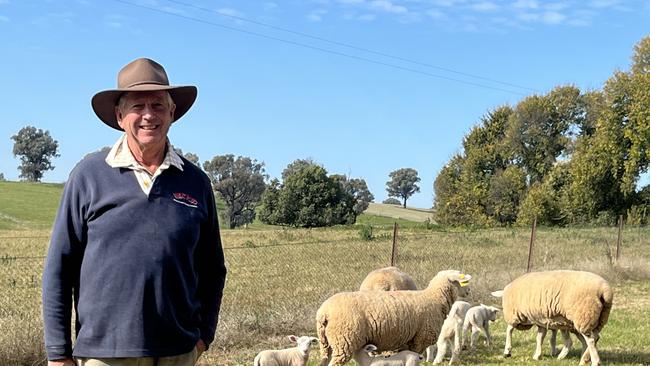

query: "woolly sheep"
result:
(548, 328), (588, 360)
(353, 344), (423, 366)
(359, 266), (419, 291)
(316, 270), (472, 366)
(428, 300), (471, 365)
(462, 304), (500, 351)
(491, 270), (613, 366)
(254, 335), (319, 366)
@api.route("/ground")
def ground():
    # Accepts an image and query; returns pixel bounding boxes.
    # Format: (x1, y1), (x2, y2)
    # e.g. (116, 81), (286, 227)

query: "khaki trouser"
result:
(76, 347), (198, 366)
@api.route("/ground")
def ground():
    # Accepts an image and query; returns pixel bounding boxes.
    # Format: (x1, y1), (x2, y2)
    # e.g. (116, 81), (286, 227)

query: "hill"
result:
(0, 181), (63, 230)
(364, 202), (435, 223)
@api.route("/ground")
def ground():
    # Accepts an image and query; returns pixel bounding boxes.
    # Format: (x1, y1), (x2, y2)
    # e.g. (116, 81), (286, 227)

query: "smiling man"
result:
(42, 58), (227, 366)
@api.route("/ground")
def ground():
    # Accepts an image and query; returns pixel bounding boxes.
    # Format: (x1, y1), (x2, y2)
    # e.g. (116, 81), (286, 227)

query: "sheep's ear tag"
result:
(458, 273), (470, 287)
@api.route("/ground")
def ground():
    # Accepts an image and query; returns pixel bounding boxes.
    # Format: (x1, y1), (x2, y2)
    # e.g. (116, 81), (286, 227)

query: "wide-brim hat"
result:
(92, 58), (197, 131)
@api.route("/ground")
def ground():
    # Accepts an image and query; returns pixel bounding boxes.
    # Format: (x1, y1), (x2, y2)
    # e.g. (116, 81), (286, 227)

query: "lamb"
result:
(429, 300), (471, 365)
(353, 344), (423, 366)
(462, 304), (500, 351)
(254, 335), (319, 366)
(491, 270), (613, 366)
(359, 266), (419, 291)
(316, 269), (472, 366)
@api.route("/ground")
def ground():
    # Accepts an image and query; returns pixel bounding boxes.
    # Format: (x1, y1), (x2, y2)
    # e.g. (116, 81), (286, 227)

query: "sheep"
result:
(359, 266), (419, 291)
(316, 270), (472, 366)
(253, 335), (319, 366)
(491, 270), (613, 366)
(548, 328), (588, 360)
(461, 304), (500, 351)
(428, 300), (471, 365)
(353, 344), (423, 366)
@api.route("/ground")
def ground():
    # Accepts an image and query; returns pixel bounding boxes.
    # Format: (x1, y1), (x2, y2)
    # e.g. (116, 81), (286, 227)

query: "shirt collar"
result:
(105, 134), (184, 171)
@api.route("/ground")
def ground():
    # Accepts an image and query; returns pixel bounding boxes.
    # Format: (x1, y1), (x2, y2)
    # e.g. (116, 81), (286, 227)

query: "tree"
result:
(382, 197), (401, 205)
(11, 126), (60, 182)
(0, 173), (5, 181)
(173, 148), (200, 166)
(331, 175), (375, 215)
(258, 161), (357, 227)
(386, 168), (420, 208)
(203, 154), (266, 229)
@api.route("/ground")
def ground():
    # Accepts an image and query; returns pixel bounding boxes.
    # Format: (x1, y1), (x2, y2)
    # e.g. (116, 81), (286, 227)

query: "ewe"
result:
(492, 270), (613, 366)
(317, 270), (471, 366)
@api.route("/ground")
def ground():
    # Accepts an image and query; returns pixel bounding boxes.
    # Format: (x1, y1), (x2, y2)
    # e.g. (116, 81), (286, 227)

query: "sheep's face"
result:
(291, 335), (319, 353)
(487, 307), (500, 321)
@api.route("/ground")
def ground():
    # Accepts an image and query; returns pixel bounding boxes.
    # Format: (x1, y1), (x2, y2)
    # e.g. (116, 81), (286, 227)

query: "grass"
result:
(0, 181), (64, 230)
(1, 182), (649, 365)
(364, 202), (435, 223)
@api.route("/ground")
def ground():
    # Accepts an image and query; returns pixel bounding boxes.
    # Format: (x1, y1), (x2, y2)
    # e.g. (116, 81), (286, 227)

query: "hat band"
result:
(125, 80), (169, 88)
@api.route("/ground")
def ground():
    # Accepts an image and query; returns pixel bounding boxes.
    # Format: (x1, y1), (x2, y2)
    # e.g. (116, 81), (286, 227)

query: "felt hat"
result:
(91, 58), (197, 130)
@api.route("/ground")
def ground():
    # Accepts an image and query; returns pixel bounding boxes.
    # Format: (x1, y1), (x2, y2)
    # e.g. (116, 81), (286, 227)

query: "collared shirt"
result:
(105, 135), (184, 195)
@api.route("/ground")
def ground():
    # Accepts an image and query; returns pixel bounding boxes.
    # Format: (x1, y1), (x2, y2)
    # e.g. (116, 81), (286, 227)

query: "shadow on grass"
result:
(600, 350), (650, 364)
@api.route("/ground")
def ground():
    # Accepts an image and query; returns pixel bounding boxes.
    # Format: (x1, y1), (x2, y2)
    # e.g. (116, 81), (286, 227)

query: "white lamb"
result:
(254, 335), (319, 366)
(316, 270), (472, 366)
(353, 344), (423, 366)
(428, 300), (471, 365)
(491, 270), (613, 366)
(462, 304), (500, 351)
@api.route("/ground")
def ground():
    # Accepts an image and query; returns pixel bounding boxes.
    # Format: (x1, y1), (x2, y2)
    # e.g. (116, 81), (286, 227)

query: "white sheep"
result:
(359, 266), (419, 291)
(548, 328), (588, 360)
(253, 335), (319, 366)
(428, 300), (471, 365)
(353, 344), (423, 366)
(491, 270), (613, 366)
(462, 304), (500, 351)
(316, 270), (472, 366)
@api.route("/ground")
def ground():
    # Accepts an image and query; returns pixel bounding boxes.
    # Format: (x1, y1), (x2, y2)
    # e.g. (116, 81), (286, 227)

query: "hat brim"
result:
(91, 84), (197, 131)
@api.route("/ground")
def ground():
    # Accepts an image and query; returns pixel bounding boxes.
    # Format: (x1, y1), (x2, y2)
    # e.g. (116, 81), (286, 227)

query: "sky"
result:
(1, 0), (649, 209)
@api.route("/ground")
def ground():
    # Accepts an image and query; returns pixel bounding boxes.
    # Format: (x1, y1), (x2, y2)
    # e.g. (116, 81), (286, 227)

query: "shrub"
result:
(382, 197), (401, 205)
(358, 225), (374, 241)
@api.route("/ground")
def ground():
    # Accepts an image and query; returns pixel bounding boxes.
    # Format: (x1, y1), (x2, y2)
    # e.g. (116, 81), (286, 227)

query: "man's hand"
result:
(48, 358), (75, 366)
(196, 339), (207, 358)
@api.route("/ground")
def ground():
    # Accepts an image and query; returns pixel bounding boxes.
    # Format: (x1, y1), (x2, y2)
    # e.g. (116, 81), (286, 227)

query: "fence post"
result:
(527, 216), (537, 272)
(390, 222), (399, 266)
(616, 214), (623, 263)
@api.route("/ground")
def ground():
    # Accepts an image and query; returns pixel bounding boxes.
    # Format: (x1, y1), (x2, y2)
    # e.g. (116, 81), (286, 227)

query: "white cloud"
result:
(431, 0), (466, 7)
(0, 15), (9, 22)
(370, 0), (408, 14)
(541, 11), (566, 24)
(513, 0), (539, 9)
(357, 13), (376, 21)
(106, 21), (123, 28)
(427, 9), (447, 20)
(472, 2), (499, 12)
(216, 8), (243, 17)
(307, 8), (327, 21)
(263, 2), (278, 10)
(544, 2), (569, 11)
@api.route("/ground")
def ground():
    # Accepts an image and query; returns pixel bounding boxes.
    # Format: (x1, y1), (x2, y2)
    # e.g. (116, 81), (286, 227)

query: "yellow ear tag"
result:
(460, 281), (469, 287)
(458, 273), (470, 286)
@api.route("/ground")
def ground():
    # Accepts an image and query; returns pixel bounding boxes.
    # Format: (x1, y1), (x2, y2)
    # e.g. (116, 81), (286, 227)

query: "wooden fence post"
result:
(390, 222), (398, 266)
(616, 214), (623, 263)
(527, 216), (537, 272)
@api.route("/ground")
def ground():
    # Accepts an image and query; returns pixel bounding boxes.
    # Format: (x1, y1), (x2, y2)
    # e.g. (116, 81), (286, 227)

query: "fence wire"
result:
(0, 225), (647, 365)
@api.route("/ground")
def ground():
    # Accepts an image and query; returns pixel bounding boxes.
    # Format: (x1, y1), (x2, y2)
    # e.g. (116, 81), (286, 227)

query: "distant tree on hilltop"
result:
(11, 126), (60, 182)
(386, 168), (420, 208)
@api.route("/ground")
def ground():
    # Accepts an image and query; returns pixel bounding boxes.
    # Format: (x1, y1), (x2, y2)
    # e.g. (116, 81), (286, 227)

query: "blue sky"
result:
(1, 0), (648, 209)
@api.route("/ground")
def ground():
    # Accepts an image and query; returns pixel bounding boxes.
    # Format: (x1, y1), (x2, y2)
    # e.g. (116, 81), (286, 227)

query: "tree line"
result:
(9, 130), (422, 228)
(433, 36), (650, 227)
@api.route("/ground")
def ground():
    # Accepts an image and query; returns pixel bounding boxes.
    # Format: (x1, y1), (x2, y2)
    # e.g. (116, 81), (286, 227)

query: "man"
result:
(42, 58), (227, 366)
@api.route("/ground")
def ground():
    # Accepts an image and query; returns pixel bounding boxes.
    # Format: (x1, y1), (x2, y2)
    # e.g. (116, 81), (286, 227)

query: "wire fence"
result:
(1, 224), (648, 365)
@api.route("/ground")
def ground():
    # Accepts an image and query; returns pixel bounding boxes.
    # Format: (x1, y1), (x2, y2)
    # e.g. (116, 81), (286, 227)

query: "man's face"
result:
(115, 91), (175, 152)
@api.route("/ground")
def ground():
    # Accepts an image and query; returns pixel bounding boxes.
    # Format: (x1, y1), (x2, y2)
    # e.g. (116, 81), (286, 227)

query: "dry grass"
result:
(1, 225), (649, 365)
(365, 203), (435, 223)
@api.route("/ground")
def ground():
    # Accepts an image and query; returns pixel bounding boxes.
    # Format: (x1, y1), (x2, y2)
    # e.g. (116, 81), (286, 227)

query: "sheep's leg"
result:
(484, 322), (492, 348)
(549, 329), (558, 357)
(573, 330), (588, 356)
(503, 324), (514, 358)
(453, 321), (463, 355)
(449, 340), (461, 366)
(470, 325), (481, 351)
(580, 331), (600, 366)
(427, 344), (437, 363)
(533, 327), (547, 360)
(432, 338), (448, 364)
(557, 329), (573, 360)
(327, 350), (351, 366)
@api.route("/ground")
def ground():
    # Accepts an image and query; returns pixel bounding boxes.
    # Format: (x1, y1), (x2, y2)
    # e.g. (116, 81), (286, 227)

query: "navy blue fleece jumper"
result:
(42, 151), (227, 360)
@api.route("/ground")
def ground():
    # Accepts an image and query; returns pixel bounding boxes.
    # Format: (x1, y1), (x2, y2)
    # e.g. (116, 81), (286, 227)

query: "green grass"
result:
(0, 181), (64, 230)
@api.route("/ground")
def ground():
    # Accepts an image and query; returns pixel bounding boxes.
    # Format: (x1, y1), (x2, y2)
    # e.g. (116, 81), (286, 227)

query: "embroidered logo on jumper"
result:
(173, 192), (199, 208)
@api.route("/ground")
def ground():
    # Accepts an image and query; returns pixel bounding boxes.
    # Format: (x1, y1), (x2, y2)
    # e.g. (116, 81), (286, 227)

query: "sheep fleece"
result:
(502, 270), (613, 334)
(317, 276), (455, 356)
